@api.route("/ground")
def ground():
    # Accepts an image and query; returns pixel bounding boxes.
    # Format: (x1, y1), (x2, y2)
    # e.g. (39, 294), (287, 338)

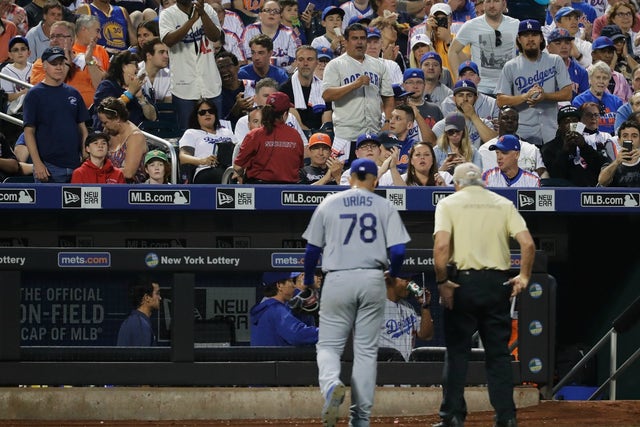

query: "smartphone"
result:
(304, 2), (315, 14)
(623, 140), (633, 152)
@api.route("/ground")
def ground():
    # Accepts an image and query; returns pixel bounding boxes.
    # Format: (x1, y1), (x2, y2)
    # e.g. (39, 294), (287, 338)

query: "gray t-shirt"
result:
(495, 52), (572, 145)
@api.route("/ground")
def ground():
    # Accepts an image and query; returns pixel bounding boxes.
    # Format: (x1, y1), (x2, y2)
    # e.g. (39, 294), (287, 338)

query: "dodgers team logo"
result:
(62, 187), (101, 209)
(216, 188), (255, 210)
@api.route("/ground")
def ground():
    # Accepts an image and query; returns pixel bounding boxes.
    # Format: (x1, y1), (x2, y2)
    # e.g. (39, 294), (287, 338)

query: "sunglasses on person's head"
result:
(99, 106), (118, 116)
(198, 108), (216, 116)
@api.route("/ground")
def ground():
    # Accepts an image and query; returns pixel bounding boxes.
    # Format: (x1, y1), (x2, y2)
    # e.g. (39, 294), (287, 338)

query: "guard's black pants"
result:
(439, 270), (515, 423)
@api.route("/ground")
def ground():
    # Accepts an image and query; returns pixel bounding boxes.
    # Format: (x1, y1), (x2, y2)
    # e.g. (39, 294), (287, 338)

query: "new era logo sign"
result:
(62, 187), (102, 209)
(217, 191), (234, 205)
(63, 190), (80, 205)
(518, 190), (555, 211)
(215, 188), (255, 210)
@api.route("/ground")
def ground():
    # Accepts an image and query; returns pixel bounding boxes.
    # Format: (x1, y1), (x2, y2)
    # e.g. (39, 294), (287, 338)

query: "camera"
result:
(406, 281), (424, 298)
(436, 16), (448, 28)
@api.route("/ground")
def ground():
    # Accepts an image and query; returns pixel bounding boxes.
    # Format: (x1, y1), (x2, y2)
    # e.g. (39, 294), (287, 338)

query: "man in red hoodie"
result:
(71, 132), (125, 184)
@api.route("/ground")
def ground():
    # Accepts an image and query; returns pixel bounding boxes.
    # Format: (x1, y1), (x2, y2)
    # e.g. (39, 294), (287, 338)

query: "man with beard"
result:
(279, 45), (332, 134)
(478, 106), (548, 178)
(159, 0), (222, 130)
(322, 23), (394, 165)
(496, 19), (572, 146)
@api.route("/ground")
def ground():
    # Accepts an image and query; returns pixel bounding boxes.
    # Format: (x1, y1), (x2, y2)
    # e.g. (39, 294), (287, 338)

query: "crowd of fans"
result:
(0, 0), (638, 186)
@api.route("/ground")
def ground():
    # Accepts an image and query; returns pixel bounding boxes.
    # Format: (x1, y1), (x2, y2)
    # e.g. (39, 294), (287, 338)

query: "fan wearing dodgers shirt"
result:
(496, 19), (573, 146)
(322, 23), (394, 165)
(482, 134), (542, 187)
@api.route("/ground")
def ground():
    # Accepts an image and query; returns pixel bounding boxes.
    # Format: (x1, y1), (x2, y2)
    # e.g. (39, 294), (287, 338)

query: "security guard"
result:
(432, 162), (535, 427)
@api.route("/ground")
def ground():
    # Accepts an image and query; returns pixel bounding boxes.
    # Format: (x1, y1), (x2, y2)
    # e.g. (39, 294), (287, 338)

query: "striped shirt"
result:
(482, 167), (541, 187)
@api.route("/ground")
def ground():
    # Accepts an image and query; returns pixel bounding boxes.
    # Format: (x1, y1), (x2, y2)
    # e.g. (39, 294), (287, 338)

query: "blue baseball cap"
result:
(356, 132), (380, 148)
(378, 130), (401, 149)
(350, 158), (378, 176)
(489, 134), (521, 151)
(262, 272), (300, 286)
(8, 35), (28, 50)
(403, 67), (424, 82)
(348, 14), (371, 26)
(420, 51), (441, 65)
(547, 28), (574, 43)
(317, 46), (334, 60)
(458, 60), (479, 76)
(601, 24), (625, 42)
(518, 19), (542, 35)
(392, 83), (414, 98)
(453, 79), (477, 95)
(366, 27), (381, 39)
(321, 5), (345, 21)
(41, 46), (65, 62)
(554, 6), (582, 21)
(592, 36), (615, 51)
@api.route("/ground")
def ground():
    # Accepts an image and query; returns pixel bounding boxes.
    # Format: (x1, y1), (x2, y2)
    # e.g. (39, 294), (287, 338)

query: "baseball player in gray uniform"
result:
(302, 158), (411, 427)
(322, 23), (394, 164)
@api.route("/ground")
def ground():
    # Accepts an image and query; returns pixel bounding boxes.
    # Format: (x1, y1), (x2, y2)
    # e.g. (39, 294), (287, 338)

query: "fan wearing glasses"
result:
(178, 100), (237, 184)
(496, 19), (573, 146)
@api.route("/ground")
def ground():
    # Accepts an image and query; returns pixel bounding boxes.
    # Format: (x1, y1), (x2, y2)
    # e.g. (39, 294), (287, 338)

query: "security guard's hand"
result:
(504, 275), (528, 298)
(438, 280), (460, 310)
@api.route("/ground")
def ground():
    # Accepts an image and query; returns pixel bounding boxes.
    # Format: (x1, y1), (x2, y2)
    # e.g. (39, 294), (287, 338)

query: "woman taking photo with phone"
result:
(434, 111), (482, 174)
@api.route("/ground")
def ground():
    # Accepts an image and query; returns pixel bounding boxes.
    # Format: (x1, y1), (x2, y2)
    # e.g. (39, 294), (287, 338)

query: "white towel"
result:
(291, 71), (324, 110)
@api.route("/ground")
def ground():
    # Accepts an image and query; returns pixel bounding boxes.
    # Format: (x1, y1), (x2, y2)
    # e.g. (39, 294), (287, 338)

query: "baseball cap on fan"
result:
(489, 134), (521, 152)
(350, 158), (378, 177)
(262, 272), (301, 286)
(265, 91), (293, 113)
(41, 46), (65, 62)
(308, 132), (332, 148)
(430, 3), (451, 16)
(410, 33), (432, 51)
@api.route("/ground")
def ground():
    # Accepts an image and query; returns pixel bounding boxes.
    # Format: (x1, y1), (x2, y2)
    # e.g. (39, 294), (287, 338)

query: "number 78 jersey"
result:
(302, 188), (411, 271)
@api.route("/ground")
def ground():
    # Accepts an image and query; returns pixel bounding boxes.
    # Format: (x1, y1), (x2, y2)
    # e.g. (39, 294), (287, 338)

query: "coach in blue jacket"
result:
(250, 272), (319, 346)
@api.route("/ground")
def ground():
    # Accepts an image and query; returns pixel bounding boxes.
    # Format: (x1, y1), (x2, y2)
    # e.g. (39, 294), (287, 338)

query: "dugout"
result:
(0, 184), (638, 396)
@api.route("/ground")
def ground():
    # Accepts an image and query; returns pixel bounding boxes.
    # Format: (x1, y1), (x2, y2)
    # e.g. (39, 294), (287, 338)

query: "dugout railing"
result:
(0, 248), (555, 391)
(552, 294), (640, 401)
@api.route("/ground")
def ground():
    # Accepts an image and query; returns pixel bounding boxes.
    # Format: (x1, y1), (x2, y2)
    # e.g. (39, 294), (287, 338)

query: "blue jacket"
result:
(250, 298), (318, 346)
